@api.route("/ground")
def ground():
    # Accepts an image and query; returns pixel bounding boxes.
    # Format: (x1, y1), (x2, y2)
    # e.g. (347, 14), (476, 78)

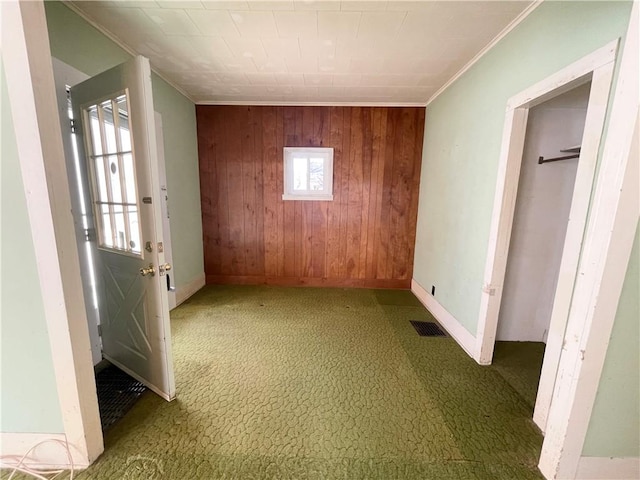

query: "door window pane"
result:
(101, 101), (118, 154)
(117, 96), (131, 152)
(107, 155), (123, 204)
(100, 204), (113, 249)
(128, 207), (141, 254)
(122, 153), (136, 202)
(94, 158), (108, 202)
(88, 107), (102, 156)
(83, 91), (141, 256)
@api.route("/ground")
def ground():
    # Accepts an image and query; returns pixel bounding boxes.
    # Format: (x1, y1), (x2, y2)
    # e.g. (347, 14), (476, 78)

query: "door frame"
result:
(2, 0), (103, 467)
(474, 38), (617, 427)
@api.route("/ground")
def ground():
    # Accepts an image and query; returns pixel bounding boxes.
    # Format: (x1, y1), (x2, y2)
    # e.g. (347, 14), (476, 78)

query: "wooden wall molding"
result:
(197, 106), (425, 289)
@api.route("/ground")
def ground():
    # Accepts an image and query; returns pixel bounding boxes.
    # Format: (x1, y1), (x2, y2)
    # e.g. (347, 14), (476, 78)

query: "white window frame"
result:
(283, 147), (334, 201)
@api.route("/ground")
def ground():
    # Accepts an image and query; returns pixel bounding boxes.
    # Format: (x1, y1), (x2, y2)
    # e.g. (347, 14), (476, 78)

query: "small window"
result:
(283, 147), (334, 201)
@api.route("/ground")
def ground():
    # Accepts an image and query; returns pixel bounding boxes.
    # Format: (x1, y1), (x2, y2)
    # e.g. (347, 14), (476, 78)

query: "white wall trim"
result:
(61, 0), (195, 104)
(576, 457), (640, 480)
(2, 0), (103, 467)
(426, 0), (543, 106)
(0, 433), (88, 470)
(411, 280), (476, 358)
(539, 2), (639, 477)
(175, 272), (206, 308)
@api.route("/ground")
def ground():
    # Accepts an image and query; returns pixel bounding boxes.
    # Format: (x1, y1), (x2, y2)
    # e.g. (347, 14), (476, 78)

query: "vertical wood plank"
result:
(311, 107), (330, 277)
(254, 106), (265, 276)
(262, 106), (278, 276)
(365, 108), (384, 279)
(241, 107), (258, 276)
(301, 106), (315, 277)
(327, 107), (343, 278)
(358, 108), (373, 279)
(218, 107), (233, 275)
(196, 107), (218, 275)
(377, 108), (397, 280)
(387, 108), (406, 280)
(283, 107), (296, 277)
(275, 107), (286, 277)
(393, 108), (416, 279)
(339, 107), (352, 277)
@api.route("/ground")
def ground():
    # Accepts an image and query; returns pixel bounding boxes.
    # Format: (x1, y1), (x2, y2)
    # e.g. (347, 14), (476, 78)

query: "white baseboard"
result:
(174, 272), (205, 308)
(576, 456), (640, 479)
(411, 279), (477, 359)
(0, 432), (88, 470)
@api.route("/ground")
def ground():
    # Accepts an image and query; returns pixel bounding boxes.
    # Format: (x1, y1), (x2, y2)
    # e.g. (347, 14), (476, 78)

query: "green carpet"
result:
(492, 341), (546, 410)
(6, 286), (545, 479)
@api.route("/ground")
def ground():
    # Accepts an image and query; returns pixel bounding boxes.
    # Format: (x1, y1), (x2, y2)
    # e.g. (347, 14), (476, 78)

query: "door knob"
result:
(140, 264), (156, 277)
(159, 263), (172, 275)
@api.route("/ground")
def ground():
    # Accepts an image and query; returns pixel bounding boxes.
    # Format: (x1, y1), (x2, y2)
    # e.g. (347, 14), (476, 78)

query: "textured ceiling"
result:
(69, 0), (534, 104)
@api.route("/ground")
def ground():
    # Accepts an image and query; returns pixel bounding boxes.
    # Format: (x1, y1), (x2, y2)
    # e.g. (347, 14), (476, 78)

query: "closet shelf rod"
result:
(538, 153), (580, 164)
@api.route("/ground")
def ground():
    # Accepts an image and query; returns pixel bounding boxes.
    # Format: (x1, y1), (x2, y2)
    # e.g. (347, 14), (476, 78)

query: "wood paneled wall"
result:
(196, 106), (425, 289)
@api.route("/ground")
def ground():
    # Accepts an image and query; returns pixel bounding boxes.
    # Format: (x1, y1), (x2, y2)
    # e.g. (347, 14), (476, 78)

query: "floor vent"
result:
(96, 363), (146, 431)
(410, 321), (447, 337)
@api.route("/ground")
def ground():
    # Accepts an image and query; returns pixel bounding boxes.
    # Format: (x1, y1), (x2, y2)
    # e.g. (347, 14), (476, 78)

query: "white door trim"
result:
(154, 113), (177, 310)
(532, 60), (617, 432)
(1, 0), (102, 467)
(539, 2), (639, 475)
(475, 39), (618, 367)
(473, 40), (619, 448)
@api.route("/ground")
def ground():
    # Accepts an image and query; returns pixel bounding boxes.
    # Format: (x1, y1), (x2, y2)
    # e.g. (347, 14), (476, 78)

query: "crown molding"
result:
(426, 0), (544, 106)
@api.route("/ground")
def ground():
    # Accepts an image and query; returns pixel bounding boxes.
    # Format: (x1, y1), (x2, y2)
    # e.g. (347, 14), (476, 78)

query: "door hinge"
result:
(70, 118), (77, 134)
(84, 227), (96, 242)
(97, 324), (102, 336)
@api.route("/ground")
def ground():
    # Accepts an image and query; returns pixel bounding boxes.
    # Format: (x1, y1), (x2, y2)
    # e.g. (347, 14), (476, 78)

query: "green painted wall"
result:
(151, 76), (202, 288)
(0, 62), (64, 433)
(582, 222), (639, 458)
(414, 1), (633, 334)
(44, 1), (203, 288)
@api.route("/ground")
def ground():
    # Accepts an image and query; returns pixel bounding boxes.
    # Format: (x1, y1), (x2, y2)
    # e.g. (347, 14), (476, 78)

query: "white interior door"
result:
(71, 56), (175, 401)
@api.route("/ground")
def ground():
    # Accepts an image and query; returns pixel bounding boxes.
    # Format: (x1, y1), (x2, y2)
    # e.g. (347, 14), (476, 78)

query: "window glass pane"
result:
(116, 95), (132, 152)
(101, 101), (118, 154)
(122, 153), (136, 203)
(128, 207), (141, 254)
(293, 157), (308, 191)
(88, 107), (102, 156)
(93, 158), (108, 202)
(309, 157), (324, 191)
(101, 204), (113, 248)
(107, 155), (123, 204)
(113, 204), (126, 250)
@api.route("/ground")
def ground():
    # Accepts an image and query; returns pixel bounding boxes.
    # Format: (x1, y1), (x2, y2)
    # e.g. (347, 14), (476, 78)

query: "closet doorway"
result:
(493, 82), (591, 409)
(474, 41), (618, 434)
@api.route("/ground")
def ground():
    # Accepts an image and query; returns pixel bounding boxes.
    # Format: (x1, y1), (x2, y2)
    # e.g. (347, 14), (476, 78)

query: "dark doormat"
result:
(95, 363), (147, 431)
(410, 320), (447, 337)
